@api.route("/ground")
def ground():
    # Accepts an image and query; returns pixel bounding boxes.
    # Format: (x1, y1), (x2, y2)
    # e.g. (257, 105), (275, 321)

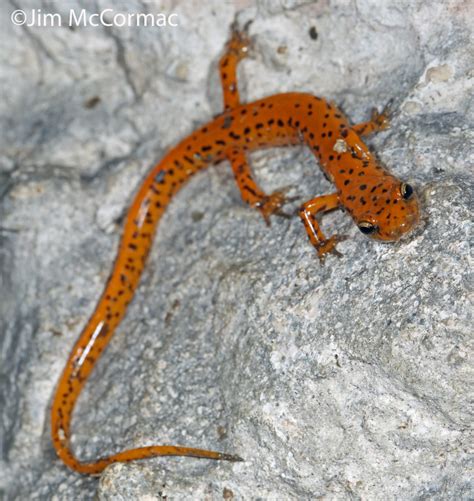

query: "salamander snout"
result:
(355, 179), (420, 242)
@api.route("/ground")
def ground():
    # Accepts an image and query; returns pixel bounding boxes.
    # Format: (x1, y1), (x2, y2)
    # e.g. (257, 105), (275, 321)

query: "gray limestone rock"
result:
(0, 0), (472, 499)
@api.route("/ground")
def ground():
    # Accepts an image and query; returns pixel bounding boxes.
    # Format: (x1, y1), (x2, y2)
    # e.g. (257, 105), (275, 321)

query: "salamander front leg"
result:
(299, 193), (346, 261)
(219, 22), (253, 111)
(229, 150), (292, 226)
(352, 100), (392, 137)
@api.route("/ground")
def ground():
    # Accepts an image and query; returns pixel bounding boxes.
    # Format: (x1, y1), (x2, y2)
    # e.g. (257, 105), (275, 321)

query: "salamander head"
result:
(350, 176), (420, 241)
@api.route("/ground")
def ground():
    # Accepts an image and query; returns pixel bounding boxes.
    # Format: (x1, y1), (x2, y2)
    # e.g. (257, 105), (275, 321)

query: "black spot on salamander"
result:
(244, 127), (251, 134)
(339, 169), (345, 173)
(268, 119), (275, 126)
(201, 145), (212, 152)
(360, 197), (367, 205)
(358, 172), (365, 176)
(277, 119), (284, 127)
(328, 131), (333, 137)
(99, 323), (110, 337)
(344, 179), (350, 186)
(229, 131), (240, 140)
(341, 129), (348, 138)
(145, 213), (153, 224)
(255, 123), (264, 129)
(183, 155), (194, 164)
(321, 133), (326, 138)
(329, 155), (334, 161)
(245, 185), (259, 197)
(359, 184), (367, 190)
(216, 139), (226, 146)
(154, 171), (166, 184)
(322, 122), (327, 128)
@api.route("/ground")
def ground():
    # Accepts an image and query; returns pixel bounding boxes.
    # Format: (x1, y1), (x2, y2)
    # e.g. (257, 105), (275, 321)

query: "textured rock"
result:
(0, 0), (472, 499)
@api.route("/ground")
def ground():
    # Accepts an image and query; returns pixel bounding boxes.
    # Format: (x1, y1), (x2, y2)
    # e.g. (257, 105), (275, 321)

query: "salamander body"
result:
(51, 26), (420, 475)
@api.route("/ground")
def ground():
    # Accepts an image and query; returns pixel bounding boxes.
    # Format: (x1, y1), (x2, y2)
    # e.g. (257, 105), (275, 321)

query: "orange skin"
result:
(51, 27), (420, 475)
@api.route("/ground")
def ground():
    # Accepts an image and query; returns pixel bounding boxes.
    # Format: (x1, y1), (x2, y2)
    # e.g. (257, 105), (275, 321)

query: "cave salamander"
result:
(51, 26), (420, 475)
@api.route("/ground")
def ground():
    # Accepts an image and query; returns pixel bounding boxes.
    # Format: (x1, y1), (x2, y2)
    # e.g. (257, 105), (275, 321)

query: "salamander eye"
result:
(401, 183), (414, 200)
(358, 221), (377, 235)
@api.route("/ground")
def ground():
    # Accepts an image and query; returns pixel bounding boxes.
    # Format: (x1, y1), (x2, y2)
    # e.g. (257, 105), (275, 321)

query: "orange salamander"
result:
(51, 26), (420, 475)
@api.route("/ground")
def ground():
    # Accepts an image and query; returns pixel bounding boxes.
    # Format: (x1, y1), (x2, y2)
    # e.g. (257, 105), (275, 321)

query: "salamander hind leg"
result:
(219, 22), (253, 111)
(229, 150), (292, 226)
(352, 100), (393, 137)
(298, 193), (346, 261)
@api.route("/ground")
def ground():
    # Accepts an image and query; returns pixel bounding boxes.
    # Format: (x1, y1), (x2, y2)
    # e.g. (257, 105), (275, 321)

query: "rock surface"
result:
(0, 0), (472, 499)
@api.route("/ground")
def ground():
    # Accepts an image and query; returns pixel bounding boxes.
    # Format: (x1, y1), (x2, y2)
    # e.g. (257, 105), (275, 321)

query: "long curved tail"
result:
(50, 149), (241, 474)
